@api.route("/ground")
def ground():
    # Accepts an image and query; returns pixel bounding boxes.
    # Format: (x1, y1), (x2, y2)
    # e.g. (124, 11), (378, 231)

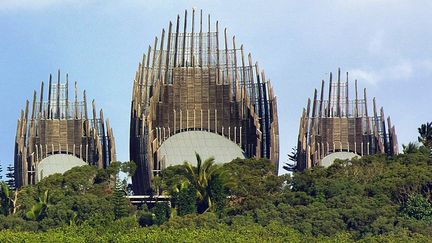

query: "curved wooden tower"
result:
(296, 69), (398, 170)
(130, 10), (279, 194)
(14, 71), (116, 187)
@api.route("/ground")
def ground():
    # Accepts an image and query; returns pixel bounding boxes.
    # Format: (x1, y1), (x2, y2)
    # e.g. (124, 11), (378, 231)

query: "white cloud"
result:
(348, 59), (431, 85)
(349, 69), (379, 85)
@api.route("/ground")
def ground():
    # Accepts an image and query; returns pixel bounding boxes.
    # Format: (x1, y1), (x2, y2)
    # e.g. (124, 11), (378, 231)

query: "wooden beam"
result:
(181, 10), (187, 67)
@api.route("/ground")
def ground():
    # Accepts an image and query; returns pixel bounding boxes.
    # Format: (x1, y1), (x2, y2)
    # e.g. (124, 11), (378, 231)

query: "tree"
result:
(26, 190), (49, 221)
(112, 180), (129, 220)
(176, 184), (197, 216)
(6, 164), (15, 190)
(0, 182), (12, 216)
(284, 147), (298, 172)
(152, 202), (170, 225)
(182, 153), (234, 213)
(0, 163), (3, 181)
(402, 142), (420, 154)
(418, 122), (432, 149)
(401, 194), (432, 222)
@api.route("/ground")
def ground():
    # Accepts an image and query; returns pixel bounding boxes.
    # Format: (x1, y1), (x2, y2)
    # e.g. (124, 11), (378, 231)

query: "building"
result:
(295, 69), (398, 170)
(130, 10), (279, 194)
(14, 71), (116, 187)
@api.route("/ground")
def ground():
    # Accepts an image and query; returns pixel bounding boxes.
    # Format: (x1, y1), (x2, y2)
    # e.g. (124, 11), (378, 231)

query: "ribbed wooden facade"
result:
(296, 69), (398, 170)
(14, 71), (116, 187)
(130, 10), (279, 194)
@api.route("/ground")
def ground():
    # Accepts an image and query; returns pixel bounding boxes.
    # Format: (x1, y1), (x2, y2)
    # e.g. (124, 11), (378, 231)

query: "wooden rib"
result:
(164, 22), (172, 83)
(39, 82), (44, 115)
(327, 72), (332, 117)
(31, 91), (37, 120)
(143, 46), (151, 104)
(354, 79), (359, 117)
(241, 45), (246, 89)
(319, 80), (324, 117)
(47, 74), (52, 119)
(190, 8), (195, 66)
(345, 72), (349, 117)
(363, 88), (370, 134)
(99, 109), (106, 167)
(199, 10), (203, 66)
(157, 29), (165, 81)
(207, 14), (211, 66)
(150, 37), (158, 85)
(24, 100), (29, 124)
(65, 74), (69, 118)
(57, 69), (61, 119)
(248, 53), (257, 105)
(224, 28), (230, 85)
(311, 89), (318, 118)
(92, 100), (97, 133)
(380, 107), (388, 152)
(181, 10), (187, 67)
(83, 90), (88, 120)
(74, 81), (78, 119)
(216, 21), (220, 83)
(336, 68), (341, 117)
(173, 15), (180, 68)
(233, 36), (238, 87)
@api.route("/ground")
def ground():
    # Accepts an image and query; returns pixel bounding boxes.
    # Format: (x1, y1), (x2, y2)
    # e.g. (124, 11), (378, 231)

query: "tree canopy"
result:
(1, 124), (432, 241)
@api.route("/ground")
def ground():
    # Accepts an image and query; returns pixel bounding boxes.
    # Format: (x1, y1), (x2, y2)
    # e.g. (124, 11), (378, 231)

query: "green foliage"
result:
(1, 147), (432, 241)
(0, 181), (12, 216)
(222, 158), (286, 214)
(25, 190), (49, 221)
(418, 122), (432, 149)
(5, 164), (15, 190)
(152, 202), (170, 225)
(182, 153), (234, 213)
(401, 194), (432, 222)
(161, 153), (234, 215)
(176, 186), (197, 216)
(112, 180), (130, 220)
(402, 142), (420, 154)
(137, 207), (155, 227)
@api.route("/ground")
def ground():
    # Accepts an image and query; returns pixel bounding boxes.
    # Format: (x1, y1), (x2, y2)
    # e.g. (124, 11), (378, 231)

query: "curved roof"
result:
(321, 151), (359, 167)
(36, 154), (87, 181)
(158, 131), (245, 167)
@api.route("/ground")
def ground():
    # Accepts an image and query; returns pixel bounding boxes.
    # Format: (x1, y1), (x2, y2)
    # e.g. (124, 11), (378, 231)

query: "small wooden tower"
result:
(14, 71), (116, 187)
(130, 10), (279, 194)
(296, 69), (398, 170)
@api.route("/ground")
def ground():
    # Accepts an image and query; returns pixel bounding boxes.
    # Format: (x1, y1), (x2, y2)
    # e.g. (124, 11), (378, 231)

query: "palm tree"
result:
(26, 190), (49, 221)
(402, 142), (420, 154)
(182, 153), (234, 213)
(418, 122), (432, 148)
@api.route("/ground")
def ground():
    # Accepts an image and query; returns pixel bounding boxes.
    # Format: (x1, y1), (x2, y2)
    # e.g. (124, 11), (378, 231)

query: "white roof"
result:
(321, 151), (359, 167)
(37, 154), (87, 181)
(158, 131), (245, 167)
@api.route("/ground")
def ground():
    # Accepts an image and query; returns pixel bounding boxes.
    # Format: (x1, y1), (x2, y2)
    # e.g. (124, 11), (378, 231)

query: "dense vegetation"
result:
(1, 124), (432, 242)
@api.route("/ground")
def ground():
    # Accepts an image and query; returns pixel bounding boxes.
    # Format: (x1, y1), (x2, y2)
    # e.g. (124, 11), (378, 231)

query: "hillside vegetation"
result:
(1, 130), (432, 241)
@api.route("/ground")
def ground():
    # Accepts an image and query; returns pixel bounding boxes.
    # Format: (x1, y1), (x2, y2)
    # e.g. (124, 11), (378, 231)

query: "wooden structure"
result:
(14, 71), (116, 187)
(130, 10), (279, 194)
(296, 69), (398, 170)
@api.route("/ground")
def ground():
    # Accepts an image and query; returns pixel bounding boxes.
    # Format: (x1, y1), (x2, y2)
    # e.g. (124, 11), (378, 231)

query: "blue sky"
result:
(0, 0), (431, 177)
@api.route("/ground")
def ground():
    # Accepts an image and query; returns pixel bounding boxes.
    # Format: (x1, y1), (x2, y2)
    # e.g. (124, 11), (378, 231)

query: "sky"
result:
(0, 0), (431, 178)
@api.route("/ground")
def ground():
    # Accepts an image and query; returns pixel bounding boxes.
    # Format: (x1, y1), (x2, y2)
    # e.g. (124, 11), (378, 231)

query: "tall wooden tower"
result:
(296, 69), (398, 170)
(14, 71), (116, 187)
(130, 10), (279, 194)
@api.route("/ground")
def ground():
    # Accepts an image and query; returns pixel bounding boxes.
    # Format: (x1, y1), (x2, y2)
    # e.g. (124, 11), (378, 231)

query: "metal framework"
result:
(14, 71), (116, 187)
(296, 69), (398, 170)
(130, 10), (279, 194)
